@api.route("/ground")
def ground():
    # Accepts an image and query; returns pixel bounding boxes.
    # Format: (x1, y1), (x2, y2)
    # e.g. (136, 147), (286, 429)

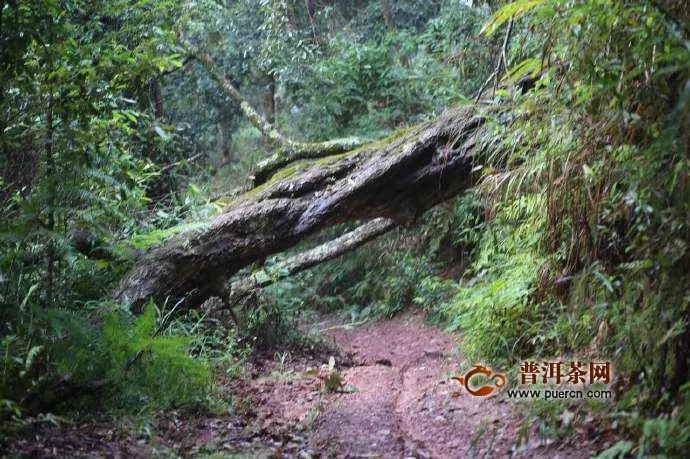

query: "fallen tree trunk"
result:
(115, 108), (486, 311)
(227, 217), (396, 305)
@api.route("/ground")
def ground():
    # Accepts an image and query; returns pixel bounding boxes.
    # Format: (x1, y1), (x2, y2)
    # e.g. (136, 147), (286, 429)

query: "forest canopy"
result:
(1, 0), (689, 456)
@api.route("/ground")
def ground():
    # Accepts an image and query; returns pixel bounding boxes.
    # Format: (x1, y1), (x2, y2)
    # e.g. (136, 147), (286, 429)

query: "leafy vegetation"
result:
(1, 0), (688, 456)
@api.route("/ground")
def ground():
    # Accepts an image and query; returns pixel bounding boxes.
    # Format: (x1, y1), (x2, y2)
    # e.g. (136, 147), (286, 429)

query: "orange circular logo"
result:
(452, 365), (506, 397)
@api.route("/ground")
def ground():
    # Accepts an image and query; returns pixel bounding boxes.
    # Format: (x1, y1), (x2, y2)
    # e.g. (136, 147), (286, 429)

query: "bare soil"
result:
(311, 311), (517, 457)
(2, 311), (613, 458)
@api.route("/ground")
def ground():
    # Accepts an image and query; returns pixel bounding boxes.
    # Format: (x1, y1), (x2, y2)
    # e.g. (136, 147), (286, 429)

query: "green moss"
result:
(384, 125), (417, 143)
(125, 221), (211, 250)
(364, 125), (419, 156)
(241, 126), (419, 200)
(212, 197), (234, 207)
(245, 151), (360, 197)
(238, 166), (304, 199)
(270, 162), (309, 180)
(312, 149), (357, 165)
(238, 178), (274, 199)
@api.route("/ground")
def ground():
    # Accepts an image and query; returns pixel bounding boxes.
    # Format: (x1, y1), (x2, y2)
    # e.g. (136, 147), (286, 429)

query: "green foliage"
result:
(0, 0), (221, 420)
(0, 334), (45, 418)
(637, 390), (690, 456)
(0, 302), (211, 418)
(100, 303), (211, 409)
(480, 0), (551, 36)
(504, 0), (687, 389)
(424, 192), (486, 260)
(284, 1), (493, 140)
(442, 195), (548, 363)
(0, 0), (194, 316)
(244, 291), (306, 351)
(423, 0), (690, 450)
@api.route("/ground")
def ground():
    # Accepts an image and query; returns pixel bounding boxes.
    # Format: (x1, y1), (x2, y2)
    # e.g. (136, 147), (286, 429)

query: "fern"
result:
(100, 302), (211, 409)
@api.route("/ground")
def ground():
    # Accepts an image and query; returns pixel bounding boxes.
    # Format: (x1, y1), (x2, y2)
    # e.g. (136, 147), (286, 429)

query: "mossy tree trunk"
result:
(226, 217), (397, 305)
(115, 108), (487, 311)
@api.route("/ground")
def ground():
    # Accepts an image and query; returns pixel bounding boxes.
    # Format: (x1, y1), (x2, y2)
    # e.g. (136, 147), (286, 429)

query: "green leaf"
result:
(481, 0), (551, 36)
(502, 58), (543, 86)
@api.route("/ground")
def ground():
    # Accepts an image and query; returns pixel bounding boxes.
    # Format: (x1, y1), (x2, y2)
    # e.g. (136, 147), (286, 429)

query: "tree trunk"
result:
(115, 109), (486, 311)
(380, 0), (394, 30)
(227, 217), (397, 306)
(151, 78), (165, 119)
(265, 76), (276, 124)
(216, 117), (234, 169)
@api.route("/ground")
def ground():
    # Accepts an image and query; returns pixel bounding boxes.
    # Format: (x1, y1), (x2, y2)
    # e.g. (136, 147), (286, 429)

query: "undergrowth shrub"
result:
(241, 280), (335, 353)
(100, 303), (211, 410)
(244, 292), (304, 352)
(443, 195), (548, 363)
(0, 302), (210, 419)
(637, 386), (690, 456)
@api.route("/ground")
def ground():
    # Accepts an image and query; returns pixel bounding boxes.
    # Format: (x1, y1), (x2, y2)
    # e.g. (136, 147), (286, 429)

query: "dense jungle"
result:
(1, 0), (689, 457)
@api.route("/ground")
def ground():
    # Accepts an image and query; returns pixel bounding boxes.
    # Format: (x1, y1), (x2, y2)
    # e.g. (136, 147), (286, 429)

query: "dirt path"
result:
(310, 311), (518, 458)
(3, 311), (608, 457)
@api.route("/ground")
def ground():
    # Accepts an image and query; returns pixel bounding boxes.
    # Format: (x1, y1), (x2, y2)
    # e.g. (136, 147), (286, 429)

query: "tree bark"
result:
(150, 77), (165, 119)
(380, 0), (395, 30)
(115, 108), (486, 311)
(186, 42), (364, 184)
(265, 75), (276, 124)
(227, 217), (396, 306)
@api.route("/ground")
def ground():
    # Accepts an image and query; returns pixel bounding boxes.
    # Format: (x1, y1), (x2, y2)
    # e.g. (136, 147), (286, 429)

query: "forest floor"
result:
(3, 311), (615, 458)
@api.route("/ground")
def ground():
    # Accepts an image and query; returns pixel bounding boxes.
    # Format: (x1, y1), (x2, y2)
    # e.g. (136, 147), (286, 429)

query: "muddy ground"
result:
(2, 311), (616, 458)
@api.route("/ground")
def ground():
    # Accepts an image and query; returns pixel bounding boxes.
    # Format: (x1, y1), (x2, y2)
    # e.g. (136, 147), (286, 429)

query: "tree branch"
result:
(227, 218), (396, 305)
(115, 108), (485, 311)
(493, 16), (514, 95)
(184, 41), (364, 184)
